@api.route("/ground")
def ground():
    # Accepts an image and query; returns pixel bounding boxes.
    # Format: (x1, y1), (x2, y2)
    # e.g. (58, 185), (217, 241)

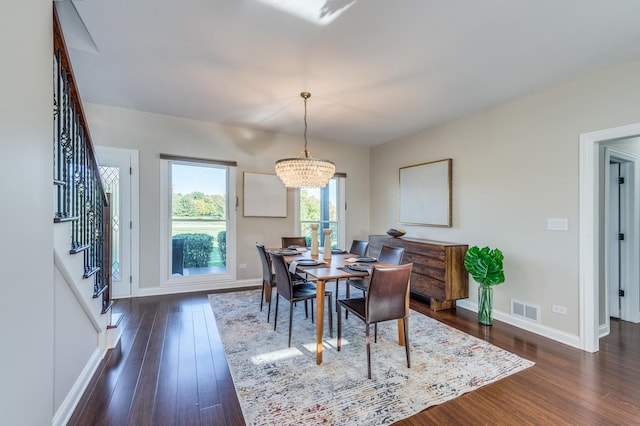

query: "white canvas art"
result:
(399, 159), (451, 227)
(243, 172), (287, 217)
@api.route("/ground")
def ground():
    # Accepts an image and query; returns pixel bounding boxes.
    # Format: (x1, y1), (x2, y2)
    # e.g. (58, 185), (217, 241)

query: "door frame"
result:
(579, 123), (640, 352)
(604, 150), (639, 334)
(605, 156), (622, 325)
(96, 146), (140, 298)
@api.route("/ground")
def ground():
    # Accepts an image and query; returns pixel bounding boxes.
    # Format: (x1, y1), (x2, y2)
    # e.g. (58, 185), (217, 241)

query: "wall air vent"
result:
(511, 299), (540, 323)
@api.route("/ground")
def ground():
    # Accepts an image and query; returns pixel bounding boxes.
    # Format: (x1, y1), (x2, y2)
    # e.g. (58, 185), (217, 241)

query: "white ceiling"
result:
(59, 0), (640, 147)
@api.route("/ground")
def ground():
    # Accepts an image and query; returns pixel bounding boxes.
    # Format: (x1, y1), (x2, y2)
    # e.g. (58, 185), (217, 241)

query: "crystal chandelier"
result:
(275, 92), (336, 188)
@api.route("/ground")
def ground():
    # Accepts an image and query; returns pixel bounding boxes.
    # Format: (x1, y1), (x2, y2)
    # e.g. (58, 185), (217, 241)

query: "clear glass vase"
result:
(478, 286), (493, 326)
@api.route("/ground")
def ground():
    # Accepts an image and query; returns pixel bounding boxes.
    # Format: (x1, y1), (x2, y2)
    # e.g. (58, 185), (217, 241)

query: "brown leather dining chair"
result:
(270, 252), (333, 347)
(333, 240), (369, 308)
(281, 236), (315, 281)
(337, 263), (413, 379)
(281, 236), (307, 248)
(349, 240), (369, 257)
(347, 244), (405, 297)
(256, 243), (275, 320)
(256, 243), (307, 322)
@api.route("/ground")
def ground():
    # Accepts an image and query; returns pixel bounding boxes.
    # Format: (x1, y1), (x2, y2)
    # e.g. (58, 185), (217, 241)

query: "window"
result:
(99, 165), (121, 281)
(298, 176), (345, 249)
(160, 156), (236, 284)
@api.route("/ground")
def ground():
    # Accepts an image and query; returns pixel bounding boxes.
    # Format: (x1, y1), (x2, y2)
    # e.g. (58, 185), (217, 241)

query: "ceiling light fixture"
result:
(275, 92), (336, 188)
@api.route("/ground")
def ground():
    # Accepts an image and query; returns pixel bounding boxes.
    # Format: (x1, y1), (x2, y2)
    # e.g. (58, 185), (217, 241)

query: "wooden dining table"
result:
(278, 249), (407, 365)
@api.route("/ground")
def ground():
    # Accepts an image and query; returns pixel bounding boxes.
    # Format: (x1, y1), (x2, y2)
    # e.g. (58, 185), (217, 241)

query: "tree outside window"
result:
(299, 177), (340, 248)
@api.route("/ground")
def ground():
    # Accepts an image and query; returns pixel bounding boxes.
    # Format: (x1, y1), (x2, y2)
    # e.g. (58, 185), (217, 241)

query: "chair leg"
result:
(267, 287), (272, 323)
(366, 323), (372, 379)
(304, 300), (308, 318)
(310, 299), (314, 323)
(374, 323), (378, 343)
(345, 284), (350, 320)
(337, 304), (342, 351)
(273, 294), (279, 331)
(327, 294), (333, 338)
(335, 279), (340, 312)
(288, 302), (294, 348)
(404, 315), (411, 369)
(260, 281), (265, 312)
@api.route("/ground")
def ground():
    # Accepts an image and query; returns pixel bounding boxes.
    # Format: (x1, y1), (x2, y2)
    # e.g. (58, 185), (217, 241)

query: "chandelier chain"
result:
(303, 92), (309, 158)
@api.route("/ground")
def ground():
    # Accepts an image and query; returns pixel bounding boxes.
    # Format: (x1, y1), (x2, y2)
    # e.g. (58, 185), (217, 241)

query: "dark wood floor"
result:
(69, 290), (640, 425)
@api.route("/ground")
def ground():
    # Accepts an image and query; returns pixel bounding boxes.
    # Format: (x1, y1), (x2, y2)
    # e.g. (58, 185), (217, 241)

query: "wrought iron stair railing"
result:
(53, 7), (112, 314)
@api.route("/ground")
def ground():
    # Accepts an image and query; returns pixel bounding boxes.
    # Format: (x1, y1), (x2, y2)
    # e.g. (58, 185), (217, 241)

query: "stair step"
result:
(54, 214), (79, 223)
(108, 312), (123, 329)
(83, 266), (100, 279)
(70, 244), (90, 254)
(102, 300), (114, 315)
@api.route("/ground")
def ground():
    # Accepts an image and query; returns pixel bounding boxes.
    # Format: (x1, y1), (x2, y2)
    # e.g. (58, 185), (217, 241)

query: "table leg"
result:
(397, 319), (405, 346)
(316, 279), (326, 365)
(397, 282), (411, 346)
(264, 282), (271, 302)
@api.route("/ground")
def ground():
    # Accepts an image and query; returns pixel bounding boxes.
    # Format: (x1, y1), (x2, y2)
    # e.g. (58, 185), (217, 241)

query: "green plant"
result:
(464, 246), (505, 287)
(173, 233), (214, 268)
(217, 230), (227, 265)
(464, 246), (504, 326)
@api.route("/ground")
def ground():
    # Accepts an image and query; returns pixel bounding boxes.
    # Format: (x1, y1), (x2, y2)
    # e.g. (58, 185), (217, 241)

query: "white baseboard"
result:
(599, 322), (610, 338)
(136, 278), (261, 297)
(456, 299), (581, 350)
(52, 346), (106, 426)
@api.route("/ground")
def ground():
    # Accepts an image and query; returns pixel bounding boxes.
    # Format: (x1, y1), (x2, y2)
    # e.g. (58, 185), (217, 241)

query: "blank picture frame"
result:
(243, 172), (287, 217)
(399, 158), (452, 227)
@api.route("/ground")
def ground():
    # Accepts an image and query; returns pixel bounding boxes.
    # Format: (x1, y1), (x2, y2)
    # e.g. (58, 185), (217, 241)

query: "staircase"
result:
(53, 5), (112, 318)
(51, 8), (122, 425)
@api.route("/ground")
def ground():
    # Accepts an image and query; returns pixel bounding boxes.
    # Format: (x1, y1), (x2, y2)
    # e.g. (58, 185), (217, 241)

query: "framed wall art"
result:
(399, 158), (452, 227)
(243, 172), (287, 217)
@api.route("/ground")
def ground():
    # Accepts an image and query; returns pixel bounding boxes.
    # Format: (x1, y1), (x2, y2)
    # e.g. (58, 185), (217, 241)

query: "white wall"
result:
(0, 3), (54, 425)
(609, 137), (640, 155)
(371, 58), (640, 339)
(83, 103), (370, 293)
(51, 220), (110, 425)
(53, 265), (99, 409)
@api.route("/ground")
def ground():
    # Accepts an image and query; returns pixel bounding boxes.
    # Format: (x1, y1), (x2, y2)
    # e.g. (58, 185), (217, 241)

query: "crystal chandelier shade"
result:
(275, 92), (336, 188)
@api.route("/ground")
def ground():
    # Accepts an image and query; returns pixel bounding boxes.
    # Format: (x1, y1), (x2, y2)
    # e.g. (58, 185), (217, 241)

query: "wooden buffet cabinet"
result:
(368, 235), (469, 311)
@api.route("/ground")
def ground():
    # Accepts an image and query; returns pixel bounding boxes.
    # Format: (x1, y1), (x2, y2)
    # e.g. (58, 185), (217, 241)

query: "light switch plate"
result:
(547, 218), (569, 231)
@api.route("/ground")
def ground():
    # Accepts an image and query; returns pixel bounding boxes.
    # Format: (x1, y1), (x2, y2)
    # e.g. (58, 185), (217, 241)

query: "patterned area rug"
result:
(209, 290), (533, 425)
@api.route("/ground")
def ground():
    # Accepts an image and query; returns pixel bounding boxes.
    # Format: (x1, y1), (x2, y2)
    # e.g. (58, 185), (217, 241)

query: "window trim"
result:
(295, 176), (346, 250)
(159, 153), (237, 167)
(160, 158), (236, 287)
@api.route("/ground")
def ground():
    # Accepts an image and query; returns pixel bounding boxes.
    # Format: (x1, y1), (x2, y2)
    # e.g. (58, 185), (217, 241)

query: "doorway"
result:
(579, 124), (640, 352)
(96, 146), (139, 298)
(604, 149), (639, 334)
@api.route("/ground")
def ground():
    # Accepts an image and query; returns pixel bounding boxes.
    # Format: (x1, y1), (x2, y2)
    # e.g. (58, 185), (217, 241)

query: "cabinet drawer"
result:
(369, 235), (468, 309)
(410, 273), (446, 300)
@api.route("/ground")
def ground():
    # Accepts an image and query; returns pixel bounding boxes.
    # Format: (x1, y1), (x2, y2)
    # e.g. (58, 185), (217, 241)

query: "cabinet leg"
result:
(430, 298), (455, 311)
